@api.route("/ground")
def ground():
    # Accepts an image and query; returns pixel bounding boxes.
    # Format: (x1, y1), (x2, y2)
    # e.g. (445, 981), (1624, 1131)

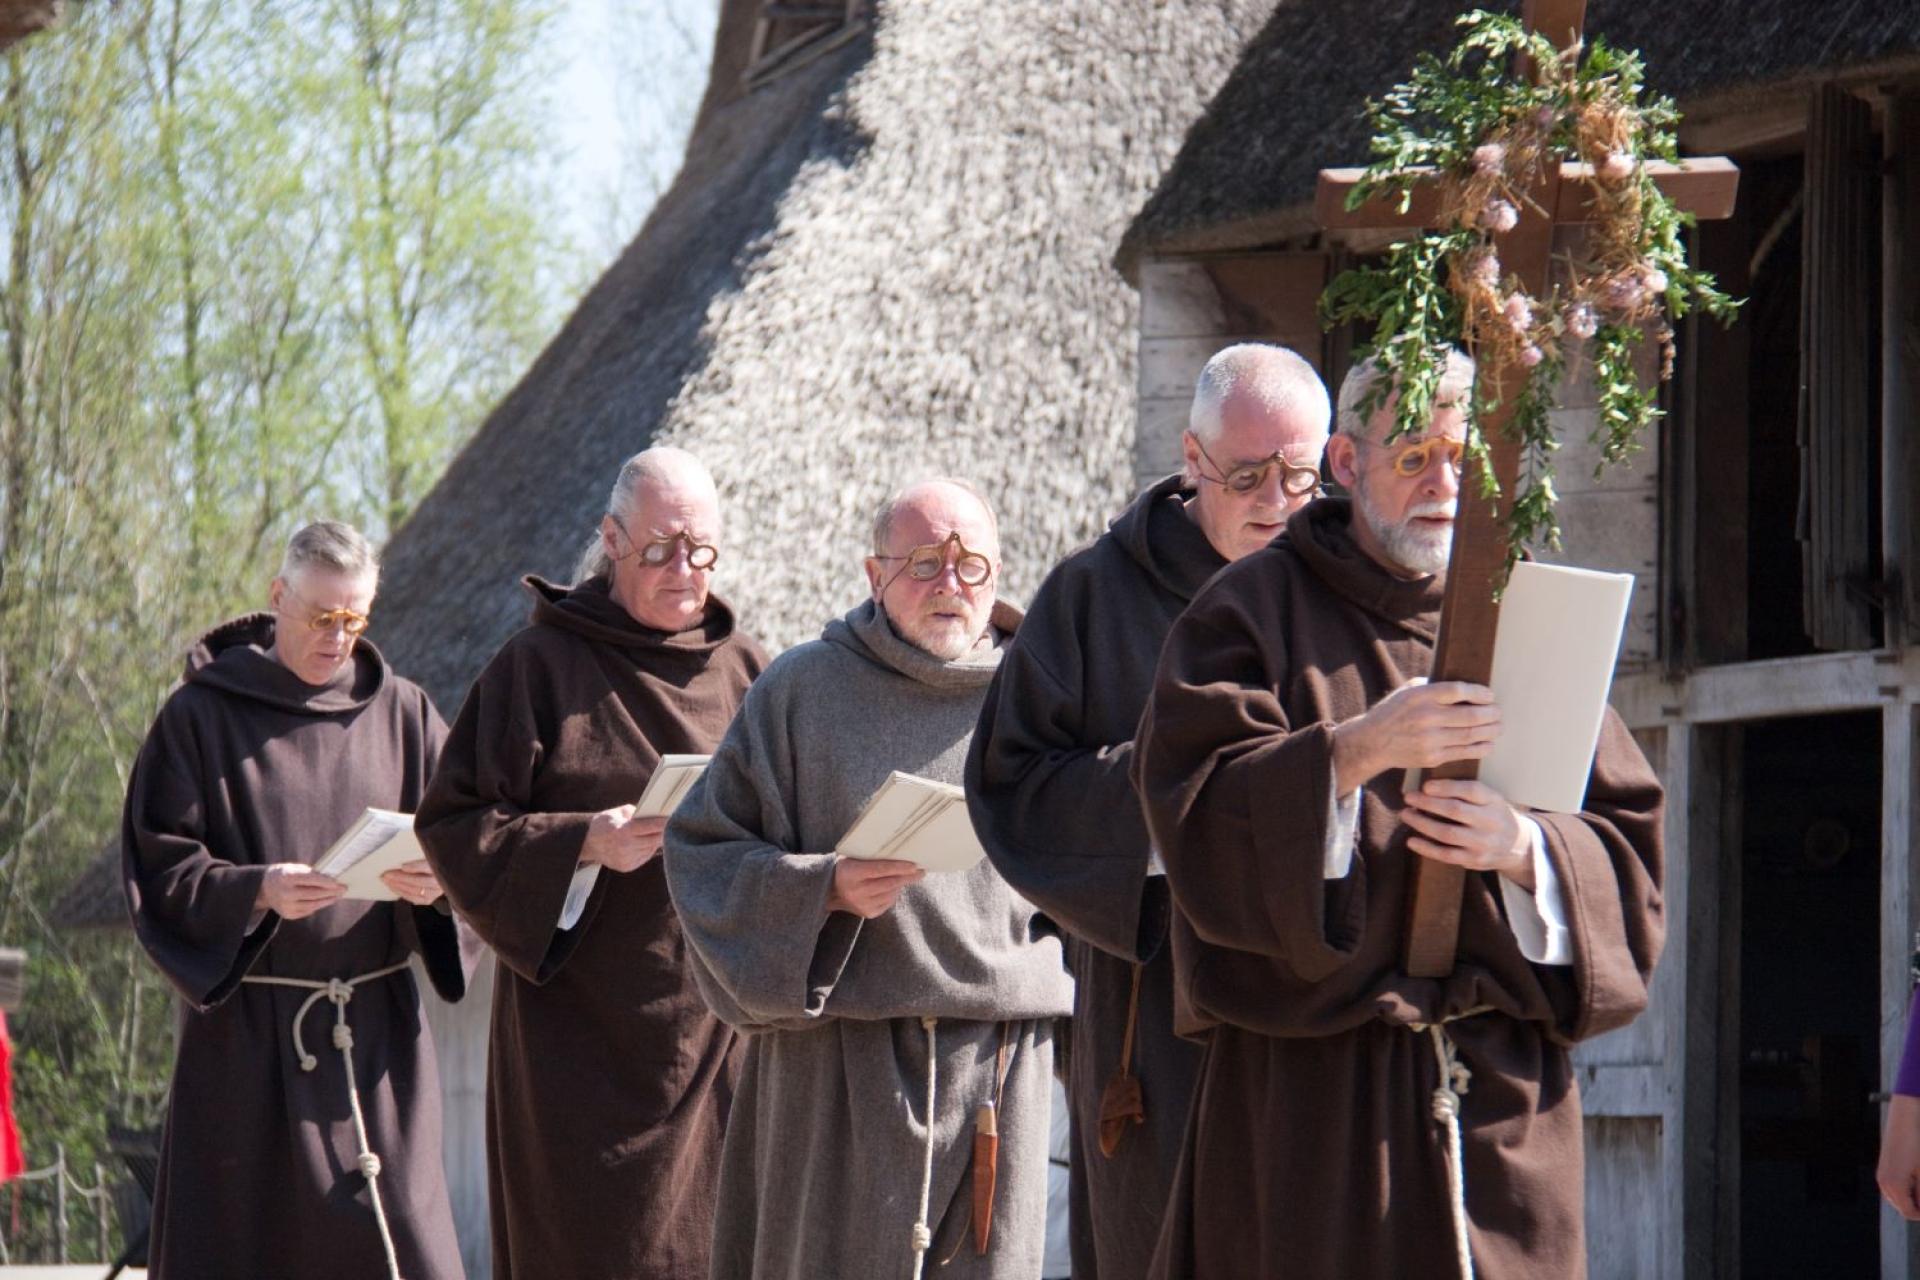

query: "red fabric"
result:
(0, 1011), (25, 1182)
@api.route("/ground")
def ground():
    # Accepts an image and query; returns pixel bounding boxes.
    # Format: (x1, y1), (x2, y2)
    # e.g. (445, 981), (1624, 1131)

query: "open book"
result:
(312, 808), (423, 902)
(635, 754), (711, 818)
(837, 772), (985, 873)
(1476, 561), (1635, 813)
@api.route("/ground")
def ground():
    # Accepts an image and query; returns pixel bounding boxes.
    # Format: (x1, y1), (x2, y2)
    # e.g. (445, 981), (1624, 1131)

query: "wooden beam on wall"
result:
(1800, 84), (1879, 650)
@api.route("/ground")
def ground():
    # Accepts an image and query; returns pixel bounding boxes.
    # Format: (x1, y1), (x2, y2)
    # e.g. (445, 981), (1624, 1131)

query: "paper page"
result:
(1477, 561), (1635, 814)
(635, 755), (711, 819)
(313, 808), (422, 901)
(837, 772), (985, 872)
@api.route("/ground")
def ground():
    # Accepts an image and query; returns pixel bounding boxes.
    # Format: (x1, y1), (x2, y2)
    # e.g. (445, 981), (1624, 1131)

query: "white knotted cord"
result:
(908, 1015), (939, 1280)
(245, 960), (413, 1280)
(1415, 1022), (1476, 1280)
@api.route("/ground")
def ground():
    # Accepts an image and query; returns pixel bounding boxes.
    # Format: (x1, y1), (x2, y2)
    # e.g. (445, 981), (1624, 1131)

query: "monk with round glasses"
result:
(417, 446), (767, 1280)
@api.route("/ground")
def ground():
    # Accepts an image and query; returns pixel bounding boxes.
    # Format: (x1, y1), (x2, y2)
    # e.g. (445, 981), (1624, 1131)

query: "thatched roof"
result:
(1117, 0), (1920, 278)
(373, 0), (1278, 706)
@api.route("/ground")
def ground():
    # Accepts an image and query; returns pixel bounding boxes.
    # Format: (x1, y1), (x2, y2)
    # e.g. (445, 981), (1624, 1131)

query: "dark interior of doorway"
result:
(1738, 710), (1880, 1276)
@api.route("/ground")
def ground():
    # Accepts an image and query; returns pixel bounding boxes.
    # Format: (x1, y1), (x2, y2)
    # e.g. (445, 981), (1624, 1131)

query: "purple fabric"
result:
(1898, 990), (1920, 1096)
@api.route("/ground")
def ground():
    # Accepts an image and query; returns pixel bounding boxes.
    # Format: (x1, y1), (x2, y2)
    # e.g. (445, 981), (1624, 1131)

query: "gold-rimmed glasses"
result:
(281, 585), (370, 636)
(615, 524), (719, 570)
(1193, 438), (1322, 497)
(872, 531), (994, 588)
(1373, 436), (1467, 479)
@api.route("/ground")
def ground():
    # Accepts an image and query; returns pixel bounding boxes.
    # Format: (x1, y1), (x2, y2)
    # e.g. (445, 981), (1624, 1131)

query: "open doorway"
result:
(1737, 710), (1881, 1276)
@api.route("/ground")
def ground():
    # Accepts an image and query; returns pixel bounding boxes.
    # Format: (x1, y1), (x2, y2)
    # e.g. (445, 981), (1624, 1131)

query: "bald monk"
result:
(665, 478), (1074, 1280)
(417, 447), (767, 1280)
(966, 344), (1331, 1280)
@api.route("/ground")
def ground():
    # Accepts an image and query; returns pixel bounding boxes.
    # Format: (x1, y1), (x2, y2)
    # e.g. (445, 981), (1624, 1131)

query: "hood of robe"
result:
(183, 613), (387, 714)
(1284, 497), (1445, 643)
(822, 597), (1023, 692)
(522, 574), (745, 656)
(1111, 472), (1228, 603)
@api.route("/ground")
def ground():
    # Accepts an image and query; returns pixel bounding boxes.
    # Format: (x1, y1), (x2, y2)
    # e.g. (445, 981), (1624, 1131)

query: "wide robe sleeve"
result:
(395, 694), (482, 1002)
(1134, 605), (1363, 984)
(414, 653), (598, 986)
(966, 594), (1166, 963)
(1529, 709), (1666, 1042)
(662, 681), (853, 1033)
(120, 702), (274, 1011)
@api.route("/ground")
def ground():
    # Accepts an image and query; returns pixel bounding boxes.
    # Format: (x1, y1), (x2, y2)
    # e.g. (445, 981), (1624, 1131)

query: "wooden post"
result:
(1313, 0), (1739, 974)
(92, 1161), (108, 1263)
(53, 1143), (67, 1263)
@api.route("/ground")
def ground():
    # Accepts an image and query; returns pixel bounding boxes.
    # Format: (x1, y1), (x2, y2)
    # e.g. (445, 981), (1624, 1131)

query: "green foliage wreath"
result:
(1320, 10), (1740, 568)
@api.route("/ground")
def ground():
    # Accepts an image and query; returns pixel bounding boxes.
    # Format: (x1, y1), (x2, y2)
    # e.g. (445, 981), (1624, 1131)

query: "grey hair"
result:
(1335, 348), (1477, 440)
(871, 477), (998, 555)
(278, 520), (379, 583)
(574, 446), (717, 584)
(1187, 343), (1331, 446)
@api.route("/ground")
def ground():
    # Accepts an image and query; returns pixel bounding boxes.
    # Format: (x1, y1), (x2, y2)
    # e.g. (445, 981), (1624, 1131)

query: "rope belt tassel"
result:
(908, 1015), (939, 1280)
(245, 960), (412, 1280)
(1418, 1023), (1476, 1280)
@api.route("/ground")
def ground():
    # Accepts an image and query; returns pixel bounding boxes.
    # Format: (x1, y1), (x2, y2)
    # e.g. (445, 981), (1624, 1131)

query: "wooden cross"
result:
(1314, 0), (1738, 977)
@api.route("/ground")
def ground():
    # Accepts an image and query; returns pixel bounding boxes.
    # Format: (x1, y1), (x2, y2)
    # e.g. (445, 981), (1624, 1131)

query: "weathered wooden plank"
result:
(424, 955), (495, 1279)
(1585, 1116), (1664, 1279)
(1139, 254), (1329, 345)
(1547, 489), (1659, 667)
(1579, 1062), (1665, 1116)
(1610, 649), (1920, 730)
(1135, 397), (1190, 479)
(1800, 84), (1876, 650)
(1138, 335), (1276, 401)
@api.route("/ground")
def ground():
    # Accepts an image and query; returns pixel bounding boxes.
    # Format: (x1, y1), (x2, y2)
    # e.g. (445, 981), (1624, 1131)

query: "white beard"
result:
(1355, 481), (1454, 576)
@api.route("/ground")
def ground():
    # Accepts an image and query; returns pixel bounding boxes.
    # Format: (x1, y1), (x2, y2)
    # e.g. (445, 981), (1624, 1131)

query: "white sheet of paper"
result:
(1477, 561), (1635, 814)
(312, 808), (422, 901)
(837, 772), (985, 873)
(635, 755), (711, 818)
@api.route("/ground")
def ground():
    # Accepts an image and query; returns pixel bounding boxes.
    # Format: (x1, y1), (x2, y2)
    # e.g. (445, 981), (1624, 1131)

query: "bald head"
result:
(1188, 343), (1330, 446)
(870, 478), (998, 559)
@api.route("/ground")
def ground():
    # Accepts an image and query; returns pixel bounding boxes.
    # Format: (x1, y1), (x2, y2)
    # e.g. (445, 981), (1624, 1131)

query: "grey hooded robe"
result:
(664, 599), (1073, 1280)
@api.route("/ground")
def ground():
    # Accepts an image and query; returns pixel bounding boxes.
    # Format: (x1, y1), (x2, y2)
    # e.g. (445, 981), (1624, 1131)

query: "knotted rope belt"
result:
(244, 960), (413, 1280)
(1408, 1008), (1492, 1280)
(906, 1017), (1015, 1280)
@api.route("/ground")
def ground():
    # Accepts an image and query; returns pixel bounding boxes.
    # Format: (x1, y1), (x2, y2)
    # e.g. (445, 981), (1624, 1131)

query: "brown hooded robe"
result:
(415, 576), (766, 1280)
(964, 475), (1220, 1280)
(1133, 499), (1665, 1280)
(121, 613), (474, 1280)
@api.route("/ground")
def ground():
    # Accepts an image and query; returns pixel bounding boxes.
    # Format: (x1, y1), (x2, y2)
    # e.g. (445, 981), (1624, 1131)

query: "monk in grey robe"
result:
(1134, 357), (1665, 1279)
(122, 521), (474, 1280)
(416, 448), (766, 1280)
(665, 478), (1073, 1280)
(966, 344), (1330, 1280)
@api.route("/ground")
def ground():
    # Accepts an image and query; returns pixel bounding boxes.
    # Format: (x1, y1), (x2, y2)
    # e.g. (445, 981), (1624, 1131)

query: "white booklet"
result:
(635, 754), (711, 818)
(312, 808), (423, 902)
(1476, 561), (1635, 814)
(560, 755), (714, 931)
(837, 772), (985, 873)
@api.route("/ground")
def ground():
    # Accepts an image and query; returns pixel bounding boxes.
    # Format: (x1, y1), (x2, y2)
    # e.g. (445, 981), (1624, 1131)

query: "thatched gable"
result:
(1117, 0), (1920, 278)
(375, 0), (1278, 706)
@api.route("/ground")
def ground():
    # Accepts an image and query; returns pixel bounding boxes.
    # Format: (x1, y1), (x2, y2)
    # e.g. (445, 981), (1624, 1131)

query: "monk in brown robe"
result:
(966, 344), (1330, 1280)
(122, 520), (475, 1280)
(416, 446), (766, 1280)
(1135, 355), (1665, 1280)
